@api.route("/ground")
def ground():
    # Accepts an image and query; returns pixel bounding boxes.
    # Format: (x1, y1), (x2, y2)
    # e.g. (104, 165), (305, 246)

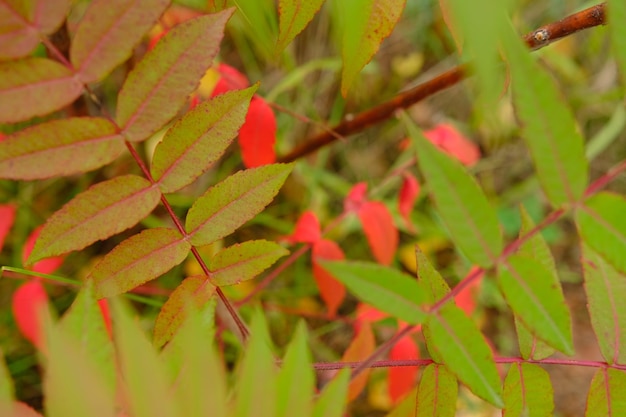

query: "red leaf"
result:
(0, 204), (16, 251)
(212, 63), (250, 96)
(398, 173), (420, 228)
(423, 124), (480, 166)
(97, 299), (112, 338)
(454, 266), (482, 316)
(12, 280), (49, 350)
(312, 239), (346, 317)
(22, 226), (64, 274)
(358, 201), (398, 265)
(238, 96), (276, 168)
(286, 211), (321, 244)
(388, 335), (420, 402)
(342, 320), (375, 401)
(147, 29), (168, 51)
(344, 182), (368, 213)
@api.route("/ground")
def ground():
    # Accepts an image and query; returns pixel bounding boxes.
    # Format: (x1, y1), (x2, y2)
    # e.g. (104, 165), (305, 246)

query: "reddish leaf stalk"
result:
(278, 3), (607, 163)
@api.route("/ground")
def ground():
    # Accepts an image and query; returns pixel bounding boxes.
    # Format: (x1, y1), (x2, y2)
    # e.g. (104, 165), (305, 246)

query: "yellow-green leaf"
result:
(585, 368), (626, 416)
(416, 364), (457, 417)
(275, 0), (325, 54)
(503, 363), (553, 417)
(210, 240), (288, 286)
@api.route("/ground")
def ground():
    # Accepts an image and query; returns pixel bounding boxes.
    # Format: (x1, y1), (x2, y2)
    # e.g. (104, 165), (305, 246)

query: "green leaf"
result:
(503, 363), (554, 417)
(577, 192), (626, 274)
(585, 368), (626, 416)
(91, 228), (191, 298)
(275, 0), (325, 55)
(233, 310), (277, 417)
(0, 58), (83, 123)
(582, 244), (626, 364)
(424, 304), (502, 407)
(151, 86), (257, 193)
(28, 175), (161, 264)
(415, 364), (457, 417)
(71, 0), (169, 83)
(44, 322), (116, 417)
(276, 322), (313, 417)
(110, 300), (179, 417)
(608, 0), (626, 88)
(59, 281), (115, 393)
(116, 9), (233, 142)
(515, 207), (556, 360)
(153, 276), (216, 349)
(498, 255), (573, 355)
(210, 240), (288, 286)
(165, 299), (225, 417)
(311, 369), (350, 417)
(320, 260), (431, 325)
(502, 28), (588, 207)
(0, 117), (125, 180)
(340, 0), (405, 96)
(0, 0), (69, 59)
(186, 163), (293, 246)
(405, 115), (502, 267)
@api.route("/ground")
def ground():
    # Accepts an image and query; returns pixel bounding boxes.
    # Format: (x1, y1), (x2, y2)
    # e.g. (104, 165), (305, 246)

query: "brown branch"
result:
(278, 3), (607, 163)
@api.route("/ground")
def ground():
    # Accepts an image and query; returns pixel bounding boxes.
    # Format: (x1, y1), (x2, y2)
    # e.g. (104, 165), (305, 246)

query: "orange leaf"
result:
(238, 96), (276, 168)
(286, 211), (321, 244)
(398, 173), (420, 229)
(358, 201), (398, 265)
(423, 124), (480, 166)
(388, 335), (419, 402)
(12, 280), (50, 351)
(342, 321), (375, 401)
(312, 239), (346, 317)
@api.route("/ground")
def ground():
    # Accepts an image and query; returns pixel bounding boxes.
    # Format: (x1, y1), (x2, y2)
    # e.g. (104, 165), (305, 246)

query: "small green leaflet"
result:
(0, 117), (125, 180)
(186, 164), (293, 246)
(577, 192), (626, 274)
(311, 369), (350, 417)
(28, 175), (161, 264)
(585, 368), (626, 416)
(91, 228), (191, 298)
(153, 276), (216, 349)
(503, 363), (554, 417)
(276, 322), (314, 417)
(0, 57), (83, 123)
(151, 86), (257, 193)
(514, 207), (557, 360)
(319, 260), (432, 325)
(340, 0), (405, 96)
(502, 27), (588, 207)
(415, 364), (457, 417)
(275, 0), (325, 55)
(405, 114), (502, 268)
(209, 240), (288, 286)
(582, 244), (626, 364)
(424, 304), (502, 407)
(498, 255), (573, 355)
(71, 0), (169, 83)
(116, 9), (233, 142)
(110, 300), (179, 417)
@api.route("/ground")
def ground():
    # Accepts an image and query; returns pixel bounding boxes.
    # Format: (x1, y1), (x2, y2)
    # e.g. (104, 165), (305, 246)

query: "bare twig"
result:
(278, 3), (607, 163)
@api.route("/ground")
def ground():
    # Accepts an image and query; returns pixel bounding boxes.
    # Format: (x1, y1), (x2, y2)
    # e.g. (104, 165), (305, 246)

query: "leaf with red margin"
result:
(342, 320), (375, 401)
(212, 63), (250, 96)
(388, 334), (419, 402)
(0, 58), (83, 124)
(286, 211), (321, 244)
(398, 173), (420, 228)
(116, 10), (233, 142)
(0, 204), (16, 251)
(22, 226), (64, 274)
(312, 239), (346, 317)
(423, 124), (480, 166)
(238, 96), (277, 168)
(71, 0), (169, 83)
(358, 201), (398, 265)
(12, 280), (50, 350)
(153, 275), (216, 348)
